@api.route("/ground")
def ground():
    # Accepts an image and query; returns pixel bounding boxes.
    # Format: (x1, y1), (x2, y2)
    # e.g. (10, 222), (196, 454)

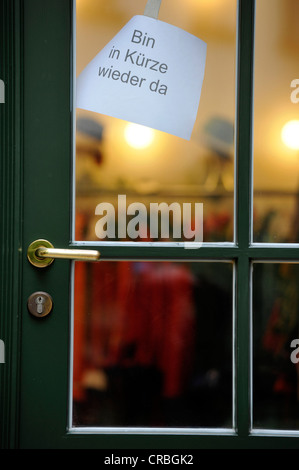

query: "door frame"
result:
(0, 0), (23, 450)
(2, 0), (299, 449)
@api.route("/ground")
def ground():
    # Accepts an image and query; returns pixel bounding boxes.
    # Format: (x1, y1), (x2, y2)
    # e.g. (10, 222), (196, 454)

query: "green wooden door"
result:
(1, 0), (299, 449)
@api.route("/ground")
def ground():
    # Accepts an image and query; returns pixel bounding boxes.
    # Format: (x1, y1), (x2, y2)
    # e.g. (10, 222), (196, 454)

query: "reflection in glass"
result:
(72, 261), (233, 428)
(253, 263), (299, 429)
(253, 0), (299, 243)
(75, 0), (236, 244)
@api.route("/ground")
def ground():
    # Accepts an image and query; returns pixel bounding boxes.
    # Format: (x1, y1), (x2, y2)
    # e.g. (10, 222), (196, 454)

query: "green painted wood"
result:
(19, 0), (73, 449)
(71, 244), (299, 260)
(0, 0), (23, 449)
(235, 0), (255, 437)
(61, 433), (299, 449)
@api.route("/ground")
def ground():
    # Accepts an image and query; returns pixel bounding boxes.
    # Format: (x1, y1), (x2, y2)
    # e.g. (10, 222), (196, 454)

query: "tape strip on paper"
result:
(144, 0), (162, 19)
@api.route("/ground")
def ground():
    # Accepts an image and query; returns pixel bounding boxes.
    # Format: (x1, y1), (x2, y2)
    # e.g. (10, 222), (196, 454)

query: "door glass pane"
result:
(75, 0), (237, 244)
(253, 0), (299, 243)
(72, 261), (233, 429)
(253, 263), (299, 430)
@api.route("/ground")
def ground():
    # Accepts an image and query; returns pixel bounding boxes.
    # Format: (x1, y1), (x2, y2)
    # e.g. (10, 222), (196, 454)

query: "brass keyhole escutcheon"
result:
(27, 291), (53, 318)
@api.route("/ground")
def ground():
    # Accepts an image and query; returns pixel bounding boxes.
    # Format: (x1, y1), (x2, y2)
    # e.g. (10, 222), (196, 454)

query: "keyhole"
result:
(35, 296), (45, 314)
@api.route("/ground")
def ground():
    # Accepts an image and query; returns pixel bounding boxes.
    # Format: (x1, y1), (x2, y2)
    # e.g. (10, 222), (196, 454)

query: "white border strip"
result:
(69, 427), (236, 436)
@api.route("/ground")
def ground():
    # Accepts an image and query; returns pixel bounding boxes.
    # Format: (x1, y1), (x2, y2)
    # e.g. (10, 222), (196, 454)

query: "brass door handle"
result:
(27, 239), (100, 268)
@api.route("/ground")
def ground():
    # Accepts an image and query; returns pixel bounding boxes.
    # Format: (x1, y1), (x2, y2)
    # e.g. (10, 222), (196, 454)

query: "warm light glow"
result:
(281, 120), (299, 150)
(124, 123), (155, 149)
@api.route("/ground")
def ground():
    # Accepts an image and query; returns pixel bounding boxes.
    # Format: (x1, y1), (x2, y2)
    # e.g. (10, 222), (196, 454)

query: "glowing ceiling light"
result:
(281, 120), (299, 151)
(124, 123), (155, 149)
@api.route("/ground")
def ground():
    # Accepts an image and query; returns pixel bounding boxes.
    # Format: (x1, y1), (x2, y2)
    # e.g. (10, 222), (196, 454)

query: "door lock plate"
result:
(27, 292), (53, 318)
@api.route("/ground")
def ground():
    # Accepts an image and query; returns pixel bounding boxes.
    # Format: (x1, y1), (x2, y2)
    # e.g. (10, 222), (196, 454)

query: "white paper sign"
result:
(76, 15), (207, 140)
